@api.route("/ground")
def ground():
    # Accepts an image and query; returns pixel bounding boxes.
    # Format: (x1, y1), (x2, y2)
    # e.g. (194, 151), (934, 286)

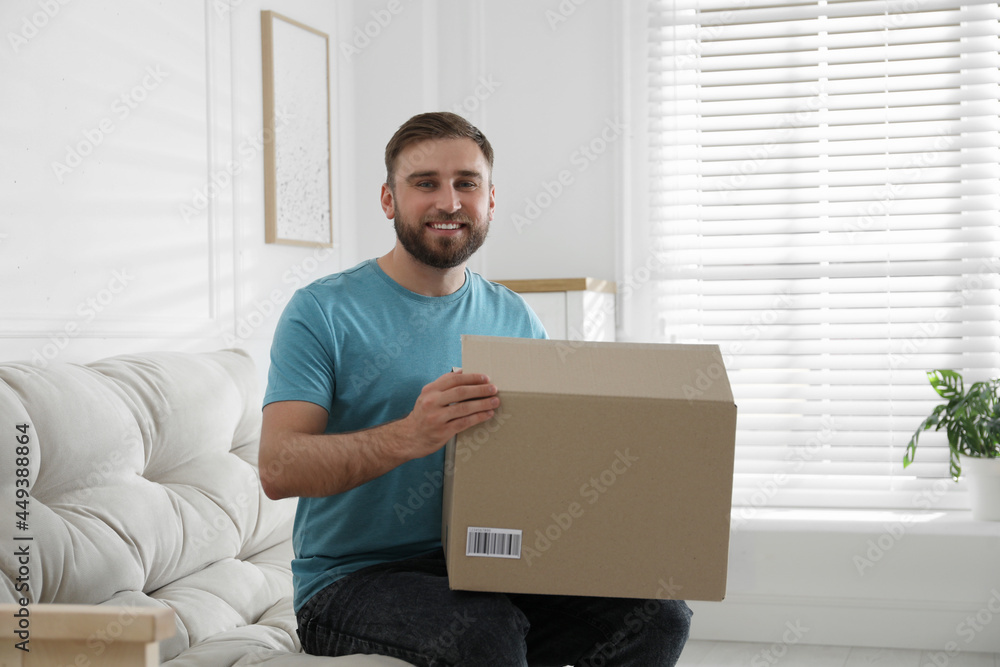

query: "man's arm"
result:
(259, 371), (498, 499)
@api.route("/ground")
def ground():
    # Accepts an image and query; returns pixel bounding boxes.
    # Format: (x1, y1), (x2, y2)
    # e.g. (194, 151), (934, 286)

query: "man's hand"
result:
(260, 370), (498, 499)
(392, 371), (498, 460)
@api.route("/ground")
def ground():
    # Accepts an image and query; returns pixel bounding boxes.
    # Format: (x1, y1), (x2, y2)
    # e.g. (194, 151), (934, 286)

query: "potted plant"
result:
(904, 370), (1000, 520)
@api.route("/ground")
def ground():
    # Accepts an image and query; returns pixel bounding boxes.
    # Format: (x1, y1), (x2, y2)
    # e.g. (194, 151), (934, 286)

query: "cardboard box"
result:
(442, 335), (737, 601)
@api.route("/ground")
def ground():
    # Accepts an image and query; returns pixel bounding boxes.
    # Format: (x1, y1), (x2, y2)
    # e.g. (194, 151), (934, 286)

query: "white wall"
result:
(343, 0), (624, 284)
(0, 0), (335, 391)
(479, 0), (623, 284)
(2, 1), (238, 361)
(1, 0), (622, 388)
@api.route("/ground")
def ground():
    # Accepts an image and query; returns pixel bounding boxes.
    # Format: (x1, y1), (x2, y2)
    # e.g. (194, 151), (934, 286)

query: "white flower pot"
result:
(961, 454), (1000, 521)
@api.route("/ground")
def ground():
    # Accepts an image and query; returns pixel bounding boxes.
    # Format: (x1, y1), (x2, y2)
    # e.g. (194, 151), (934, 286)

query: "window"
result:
(645, 0), (1000, 510)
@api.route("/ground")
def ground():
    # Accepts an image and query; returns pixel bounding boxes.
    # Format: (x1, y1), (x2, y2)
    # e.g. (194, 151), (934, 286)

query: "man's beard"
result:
(394, 212), (489, 270)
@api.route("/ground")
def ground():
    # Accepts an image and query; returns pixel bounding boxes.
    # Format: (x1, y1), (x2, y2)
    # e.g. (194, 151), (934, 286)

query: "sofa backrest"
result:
(0, 349), (295, 657)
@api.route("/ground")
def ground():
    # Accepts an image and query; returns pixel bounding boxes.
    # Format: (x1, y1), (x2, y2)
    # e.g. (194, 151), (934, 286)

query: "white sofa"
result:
(0, 349), (412, 666)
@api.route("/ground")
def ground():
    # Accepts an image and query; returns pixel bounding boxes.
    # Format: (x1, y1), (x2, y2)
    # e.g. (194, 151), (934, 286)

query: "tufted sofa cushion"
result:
(0, 350), (412, 666)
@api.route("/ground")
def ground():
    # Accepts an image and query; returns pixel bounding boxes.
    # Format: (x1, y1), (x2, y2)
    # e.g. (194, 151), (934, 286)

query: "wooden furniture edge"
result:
(491, 278), (616, 294)
(0, 603), (175, 642)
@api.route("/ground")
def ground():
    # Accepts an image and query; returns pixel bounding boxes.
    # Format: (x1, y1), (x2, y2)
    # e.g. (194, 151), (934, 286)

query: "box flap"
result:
(460, 335), (733, 403)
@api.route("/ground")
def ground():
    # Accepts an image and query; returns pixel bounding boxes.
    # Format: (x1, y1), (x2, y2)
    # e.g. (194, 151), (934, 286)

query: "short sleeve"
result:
(529, 307), (549, 340)
(263, 288), (336, 412)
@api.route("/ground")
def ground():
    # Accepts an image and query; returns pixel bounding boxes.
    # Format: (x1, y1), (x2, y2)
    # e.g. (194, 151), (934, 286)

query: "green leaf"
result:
(963, 382), (991, 415)
(949, 450), (962, 481)
(903, 405), (947, 467)
(928, 370), (963, 400)
(903, 431), (919, 468)
(987, 413), (1000, 439)
(945, 420), (962, 453)
(927, 403), (947, 424)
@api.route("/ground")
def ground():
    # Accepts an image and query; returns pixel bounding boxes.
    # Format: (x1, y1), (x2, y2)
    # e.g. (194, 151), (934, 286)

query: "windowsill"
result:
(731, 507), (1000, 537)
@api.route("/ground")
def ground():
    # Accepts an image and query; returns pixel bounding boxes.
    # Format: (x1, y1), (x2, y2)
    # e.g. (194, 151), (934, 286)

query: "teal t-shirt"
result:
(263, 258), (547, 612)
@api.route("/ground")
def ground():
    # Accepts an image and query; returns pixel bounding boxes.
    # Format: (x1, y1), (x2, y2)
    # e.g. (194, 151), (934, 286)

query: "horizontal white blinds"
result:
(648, 0), (1000, 509)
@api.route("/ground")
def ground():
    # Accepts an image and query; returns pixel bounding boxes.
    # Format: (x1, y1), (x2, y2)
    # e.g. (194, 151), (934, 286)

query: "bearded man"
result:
(260, 112), (692, 666)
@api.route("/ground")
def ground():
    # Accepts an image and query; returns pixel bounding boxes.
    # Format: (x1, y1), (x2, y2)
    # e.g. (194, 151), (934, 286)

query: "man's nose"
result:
(434, 186), (461, 213)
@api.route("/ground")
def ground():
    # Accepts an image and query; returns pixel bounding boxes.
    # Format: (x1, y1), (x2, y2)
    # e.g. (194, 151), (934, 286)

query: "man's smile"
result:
(427, 222), (464, 231)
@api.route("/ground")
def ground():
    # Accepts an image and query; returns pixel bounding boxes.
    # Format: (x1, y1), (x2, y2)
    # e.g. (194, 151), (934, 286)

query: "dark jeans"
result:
(296, 549), (693, 666)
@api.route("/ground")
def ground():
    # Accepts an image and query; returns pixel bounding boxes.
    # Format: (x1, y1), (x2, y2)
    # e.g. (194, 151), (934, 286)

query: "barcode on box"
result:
(465, 527), (522, 559)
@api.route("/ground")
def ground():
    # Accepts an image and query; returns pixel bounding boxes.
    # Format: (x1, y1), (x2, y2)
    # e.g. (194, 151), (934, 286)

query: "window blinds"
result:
(647, 0), (1000, 509)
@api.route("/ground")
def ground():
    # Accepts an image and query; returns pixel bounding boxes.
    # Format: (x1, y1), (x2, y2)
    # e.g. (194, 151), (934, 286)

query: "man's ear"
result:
(488, 183), (496, 221)
(380, 183), (395, 220)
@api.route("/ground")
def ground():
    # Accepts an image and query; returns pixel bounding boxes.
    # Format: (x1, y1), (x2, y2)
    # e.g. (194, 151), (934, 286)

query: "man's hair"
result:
(384, 112), (494, 190)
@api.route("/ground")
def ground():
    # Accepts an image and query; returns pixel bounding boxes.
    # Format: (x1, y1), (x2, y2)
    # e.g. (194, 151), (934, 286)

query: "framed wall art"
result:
(261, 10), (333, 247)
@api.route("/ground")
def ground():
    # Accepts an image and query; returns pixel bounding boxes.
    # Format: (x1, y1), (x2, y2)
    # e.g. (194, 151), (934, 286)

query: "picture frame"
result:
(261, 10), (333, 248)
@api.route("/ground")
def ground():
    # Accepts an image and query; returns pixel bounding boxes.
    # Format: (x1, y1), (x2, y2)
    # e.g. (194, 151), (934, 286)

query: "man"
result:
(260, 112), (692, 665)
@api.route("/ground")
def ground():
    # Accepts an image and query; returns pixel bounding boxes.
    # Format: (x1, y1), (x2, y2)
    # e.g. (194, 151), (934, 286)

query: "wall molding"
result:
(0, 0), (234, 345)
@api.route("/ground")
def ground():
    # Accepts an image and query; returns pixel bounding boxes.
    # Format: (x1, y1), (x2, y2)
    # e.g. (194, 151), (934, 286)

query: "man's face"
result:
(381, 137), (495, 270)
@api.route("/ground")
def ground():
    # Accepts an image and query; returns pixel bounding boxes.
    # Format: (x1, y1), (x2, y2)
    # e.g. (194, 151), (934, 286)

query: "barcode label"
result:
(465, 527), (522, 559)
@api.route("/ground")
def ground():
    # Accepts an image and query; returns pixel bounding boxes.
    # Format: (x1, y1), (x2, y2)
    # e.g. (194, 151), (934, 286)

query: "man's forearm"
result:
(259, 373), (497, 500)
(260, 419), (415, 499)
